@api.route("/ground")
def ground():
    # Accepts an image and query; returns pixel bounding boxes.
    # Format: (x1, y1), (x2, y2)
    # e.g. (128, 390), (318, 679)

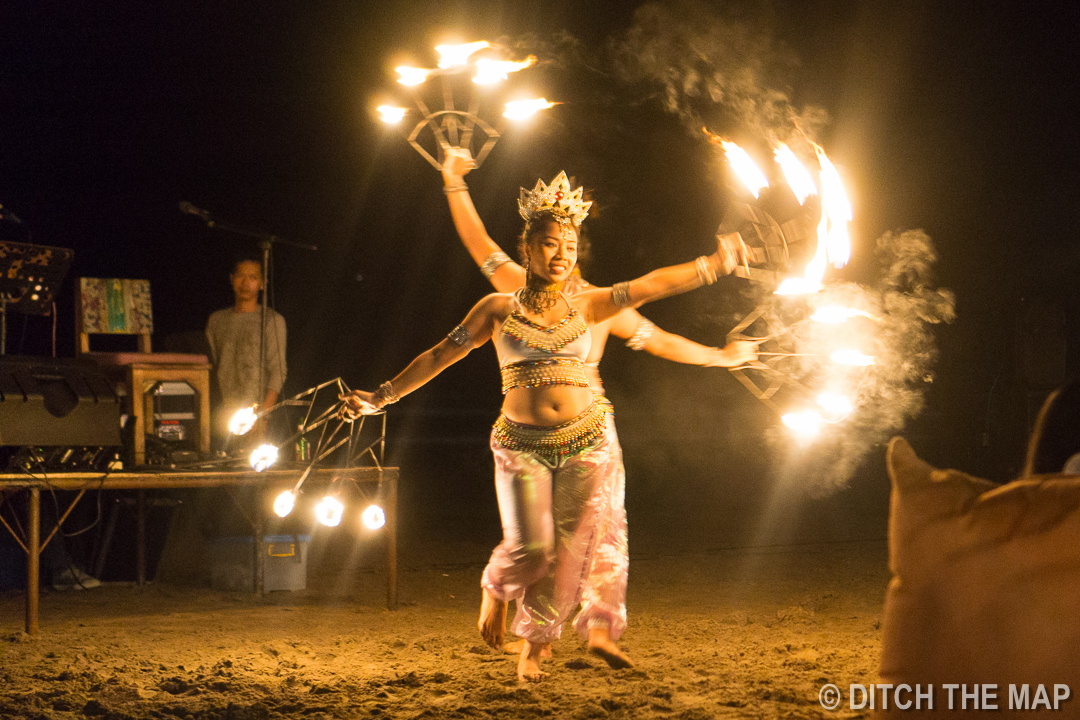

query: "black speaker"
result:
(0, 356), (121, 447)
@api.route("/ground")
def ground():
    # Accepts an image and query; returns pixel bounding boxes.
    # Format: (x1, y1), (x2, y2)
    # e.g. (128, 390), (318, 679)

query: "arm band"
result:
(611, 281), (632, 308)
(625, 317), (656, 351)
(447, 324), (472, 347)
(374, 381), (400, 408)
(480, 250), (513, 279)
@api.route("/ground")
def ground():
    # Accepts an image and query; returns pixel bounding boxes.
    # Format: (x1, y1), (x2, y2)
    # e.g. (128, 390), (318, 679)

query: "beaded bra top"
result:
(494, 290), (592, 393)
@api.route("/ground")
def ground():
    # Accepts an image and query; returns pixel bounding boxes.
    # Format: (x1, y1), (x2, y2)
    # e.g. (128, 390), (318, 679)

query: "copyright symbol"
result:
(819, 683), (841, 711)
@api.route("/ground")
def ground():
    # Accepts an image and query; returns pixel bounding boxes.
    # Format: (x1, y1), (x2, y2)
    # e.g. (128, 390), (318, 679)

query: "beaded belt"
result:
(500, 359), (591, 394)
(493, 401), (607, 457)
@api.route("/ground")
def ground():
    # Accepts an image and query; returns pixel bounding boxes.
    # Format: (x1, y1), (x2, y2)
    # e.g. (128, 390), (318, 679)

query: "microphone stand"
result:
(189, 211), (317, 420)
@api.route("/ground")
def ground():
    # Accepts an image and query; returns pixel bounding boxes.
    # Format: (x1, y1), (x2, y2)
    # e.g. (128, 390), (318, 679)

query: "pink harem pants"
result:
(481, 423), (628, 644)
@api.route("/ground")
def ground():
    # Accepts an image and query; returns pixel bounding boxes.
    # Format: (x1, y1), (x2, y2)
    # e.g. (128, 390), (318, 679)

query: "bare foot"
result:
(477, 588), (506, 650)
(517, 640), (549, 683)
(504, 639), (552, 657)
(587, 627), (633, 669)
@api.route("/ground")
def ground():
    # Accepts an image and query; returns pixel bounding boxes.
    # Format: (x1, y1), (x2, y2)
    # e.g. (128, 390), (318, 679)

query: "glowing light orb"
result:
(830, 349), (875, 366)
(249, 444), (279, 472)
(315, 496), (345, 527)
(377, 105), (407, 124)
(781, 410), (823, 440)
(503, 98), (556, 120)
(361, 504), (386, 530)
(273, 490), (296, 518)
(229, 406), (258, 435)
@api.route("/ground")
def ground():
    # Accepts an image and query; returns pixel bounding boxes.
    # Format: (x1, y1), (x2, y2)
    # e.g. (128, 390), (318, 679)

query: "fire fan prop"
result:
(707, 134), (875, 442)
(376, 41), (556, 171)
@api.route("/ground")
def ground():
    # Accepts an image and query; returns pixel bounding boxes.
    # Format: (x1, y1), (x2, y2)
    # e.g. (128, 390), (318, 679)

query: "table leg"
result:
(137, 490), (146, 586)
(385, 472), (397, 610)
(253, 489), (264, 596)
(26, 488), (39, 636)
(130, 367), (146, 466)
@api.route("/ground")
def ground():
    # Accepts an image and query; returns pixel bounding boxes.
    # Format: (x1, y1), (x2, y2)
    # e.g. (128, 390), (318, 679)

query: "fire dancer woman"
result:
(439, 148), (757, 657)
(342, 173), (747, 682)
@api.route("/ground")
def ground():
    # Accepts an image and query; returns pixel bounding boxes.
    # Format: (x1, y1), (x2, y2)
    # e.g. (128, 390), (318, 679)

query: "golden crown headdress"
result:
(518, 171), (592, 227)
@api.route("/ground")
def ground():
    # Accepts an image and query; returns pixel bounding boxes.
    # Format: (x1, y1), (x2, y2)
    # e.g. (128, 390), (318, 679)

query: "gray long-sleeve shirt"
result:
(205, 307), (287, 411)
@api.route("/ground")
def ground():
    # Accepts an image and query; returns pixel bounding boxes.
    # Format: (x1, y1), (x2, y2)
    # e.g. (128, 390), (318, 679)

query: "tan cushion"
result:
(878, 437), (1080, 715)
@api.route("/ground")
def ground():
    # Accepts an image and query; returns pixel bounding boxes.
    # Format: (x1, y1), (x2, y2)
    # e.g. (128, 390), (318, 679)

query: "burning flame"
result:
(830, 349), (875, 366)
(377, 105), (407, 124)
(774, 143), (817, 205)
(782, 410), (823, 440)
(249, 444), (279, 472)
(774, 143), (852, 295)
(718, 140), (769, 199)
(503, 98), (556, 120)
(316, 496), (345, 527)
(473, 56), (537, 85)
(810, 305), (877, 324)
(814, 143), (853, 269)
(273, 491), (296, 518)
(229, 405), (258, 436)
(395, 66), (432, 86)
(817, 392), (854, 420)
(362, 504), (386, 530)
(435, 41), (491, 68)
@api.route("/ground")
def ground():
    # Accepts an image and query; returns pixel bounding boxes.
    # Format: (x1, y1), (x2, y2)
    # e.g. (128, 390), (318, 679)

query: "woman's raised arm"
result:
(442, 148), (526, 293)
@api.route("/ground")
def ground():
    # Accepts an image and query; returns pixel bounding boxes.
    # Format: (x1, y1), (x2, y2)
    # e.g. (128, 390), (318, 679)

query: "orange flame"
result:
(473, 56), (537, 85)
(719, 139), (769, 199)
(774, 143), (852, 295)
(814, 143), (852, 269)
(503, 98), (557, 120)
(395, 66), (432, 86)
(830, 349), (875, 366)
(435, 41), (490, 68)
(377, 105), (407, 124)
(781, 410), (823, 440)
(774, 143), (817, 205)
(810, 305), (877, 324)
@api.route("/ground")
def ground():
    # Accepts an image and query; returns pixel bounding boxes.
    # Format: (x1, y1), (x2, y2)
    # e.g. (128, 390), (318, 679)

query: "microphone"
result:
(179, 201), (211, 221)
(0, 204), (23, 225)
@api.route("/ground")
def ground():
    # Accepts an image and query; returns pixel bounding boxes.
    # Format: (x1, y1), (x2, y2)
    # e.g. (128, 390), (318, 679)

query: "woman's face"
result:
(527, 220), (578, 284)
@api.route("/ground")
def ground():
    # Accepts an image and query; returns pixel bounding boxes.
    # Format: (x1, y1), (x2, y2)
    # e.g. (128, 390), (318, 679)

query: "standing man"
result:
(205, 255), (287, 445)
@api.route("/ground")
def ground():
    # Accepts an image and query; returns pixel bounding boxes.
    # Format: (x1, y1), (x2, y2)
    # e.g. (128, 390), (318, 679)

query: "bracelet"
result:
(443, 180), (468, 194)
(695, 255), (717, 286)
(611, 281), (632, 308)
(481, 250), (513, 278)
(374, 381), (400, 408)
(625, 317), (656, 351)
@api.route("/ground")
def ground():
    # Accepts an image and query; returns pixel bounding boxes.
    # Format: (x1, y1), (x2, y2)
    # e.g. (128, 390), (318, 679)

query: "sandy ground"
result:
(0, 539), (887, 719)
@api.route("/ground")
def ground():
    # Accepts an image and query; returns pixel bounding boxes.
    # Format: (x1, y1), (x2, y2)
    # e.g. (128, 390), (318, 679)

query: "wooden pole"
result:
(26, 489), (40, 635)
(385, 471), (397, 609)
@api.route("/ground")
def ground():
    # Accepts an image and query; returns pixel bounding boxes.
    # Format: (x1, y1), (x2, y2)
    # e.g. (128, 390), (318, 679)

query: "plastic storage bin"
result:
(210, 534), (310, 591)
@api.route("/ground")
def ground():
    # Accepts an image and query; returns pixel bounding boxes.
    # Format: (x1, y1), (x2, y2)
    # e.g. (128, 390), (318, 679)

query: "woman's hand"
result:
(442, 147), (475, 183)
(338, 390), (380, 420)
(708, 340), (758, 367)
(715, 231), (748, 275)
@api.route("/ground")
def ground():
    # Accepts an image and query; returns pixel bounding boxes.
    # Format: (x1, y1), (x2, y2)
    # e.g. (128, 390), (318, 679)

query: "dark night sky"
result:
(2, 1), (1078, 546)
